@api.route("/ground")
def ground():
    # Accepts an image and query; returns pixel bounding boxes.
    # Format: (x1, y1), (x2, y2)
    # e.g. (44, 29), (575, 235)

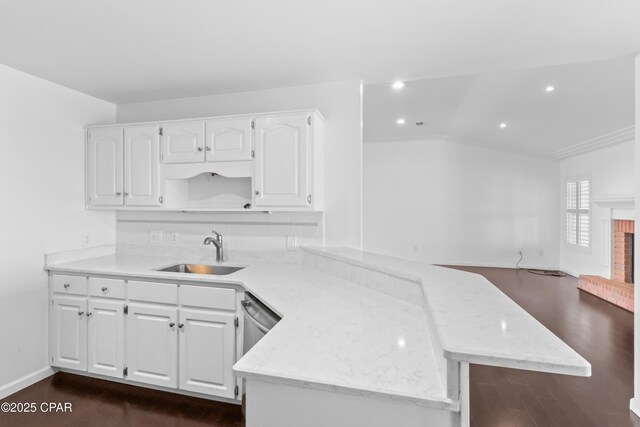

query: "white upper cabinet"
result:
(205, 117), (252, 162)
(162, 122), (205, 164)
(87, 127), (123, 206)
(86, 109), (324, 211)
(124, 126), (162, 206)
(254, 113), (311, 207)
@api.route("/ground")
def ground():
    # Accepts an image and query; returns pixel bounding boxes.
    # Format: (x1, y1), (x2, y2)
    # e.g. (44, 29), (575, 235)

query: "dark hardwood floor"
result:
(0, 373), (244, 427)
(0, 267), (636, 426)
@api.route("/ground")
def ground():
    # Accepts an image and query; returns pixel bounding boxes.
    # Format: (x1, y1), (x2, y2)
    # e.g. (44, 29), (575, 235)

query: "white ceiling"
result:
(1, 1), (640, 104)
(363, 57), (635, 157)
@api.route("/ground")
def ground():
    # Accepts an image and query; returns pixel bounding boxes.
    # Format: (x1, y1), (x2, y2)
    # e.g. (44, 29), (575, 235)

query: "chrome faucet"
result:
(203, 231), (224, 263)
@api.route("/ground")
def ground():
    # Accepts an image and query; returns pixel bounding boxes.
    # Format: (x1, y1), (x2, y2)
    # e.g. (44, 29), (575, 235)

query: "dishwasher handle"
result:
(241, 299), (272, 334)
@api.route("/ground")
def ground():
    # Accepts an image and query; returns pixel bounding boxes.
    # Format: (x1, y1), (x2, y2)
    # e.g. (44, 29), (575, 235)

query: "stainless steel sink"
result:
(156, 264), (244, 275)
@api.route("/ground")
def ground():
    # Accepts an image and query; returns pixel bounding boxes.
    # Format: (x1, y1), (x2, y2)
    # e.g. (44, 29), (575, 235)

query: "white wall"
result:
(116, 80), (362, 249)
(363, 139), (560, 268)
(0, 64), (116, 391)
(559, 140), (635, 278)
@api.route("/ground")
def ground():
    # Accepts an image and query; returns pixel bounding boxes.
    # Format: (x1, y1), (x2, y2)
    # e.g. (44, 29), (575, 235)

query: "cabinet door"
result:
(51, 295), (87, 371)
(179, 309), (237, 398)
(126, 304), (178, 388)
(87, 127), (123, 206)
(124, 126), (162, 206)
(162, 122), (205, 164)
(87, 299), (125, 378)
(205, 118), (252, 162)
(254, 114), (309, 207)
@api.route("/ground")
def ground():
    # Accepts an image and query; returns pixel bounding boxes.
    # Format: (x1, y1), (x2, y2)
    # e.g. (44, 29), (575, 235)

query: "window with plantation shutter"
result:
(566, 179), (590, 247)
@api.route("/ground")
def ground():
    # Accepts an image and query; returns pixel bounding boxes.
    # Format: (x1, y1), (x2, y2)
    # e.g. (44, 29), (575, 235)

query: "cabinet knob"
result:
(255, 190), (260, 195)
(178, 323), (184, 329)
(78, 311), (84, 317)
(205, 146), (211, 151)
(169, 322), (175, 328)
(63, 283), (70, 289)
(123, 192), (129, 196)
(101, 287), (108, 292)
(197, 147), (203, 152)
(86, 312), (92, 317)
(115, 192), (122, 196)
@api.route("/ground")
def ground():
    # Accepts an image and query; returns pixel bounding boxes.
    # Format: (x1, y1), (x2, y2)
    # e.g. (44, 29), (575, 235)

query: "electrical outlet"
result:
(286, 235), (297, 250)
(539, 248), (544, 257)
(149, 229), (163, 244)
(81, 233), (90, 246)
(171, 232), (179, 244)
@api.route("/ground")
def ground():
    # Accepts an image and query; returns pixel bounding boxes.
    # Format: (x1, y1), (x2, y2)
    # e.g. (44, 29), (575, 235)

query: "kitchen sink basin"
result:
(156, 264), (244, 275)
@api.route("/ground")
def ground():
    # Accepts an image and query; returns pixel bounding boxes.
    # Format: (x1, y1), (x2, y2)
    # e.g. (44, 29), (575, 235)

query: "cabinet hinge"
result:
(251, 120), (255, 129)
(123, 305), (128, 315)
(234, 317), (239, 328)
(159, 195), (163, 204)
(307, 194), (312, 204)
(307, 116), (311, 126)
(234, 385), (239, 397)
(158, 127), (163, 136)
(123, 367), (128, 377)
(250, 150), (255, 159)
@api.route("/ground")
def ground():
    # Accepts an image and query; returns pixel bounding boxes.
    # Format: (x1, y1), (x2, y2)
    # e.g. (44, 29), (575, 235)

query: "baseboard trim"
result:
(0, 366), (56, 400)
(438, 261), (561, 271)
(630, 398), (640, 416)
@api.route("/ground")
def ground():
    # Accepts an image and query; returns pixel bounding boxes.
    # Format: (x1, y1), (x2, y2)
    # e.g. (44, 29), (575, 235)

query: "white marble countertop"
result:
(302, 247), (591, 377)
(45, 251), (457, 410)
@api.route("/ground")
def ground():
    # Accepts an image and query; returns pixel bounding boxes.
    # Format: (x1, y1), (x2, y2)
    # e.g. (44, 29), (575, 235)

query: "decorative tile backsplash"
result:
(116, 211), (324, 251)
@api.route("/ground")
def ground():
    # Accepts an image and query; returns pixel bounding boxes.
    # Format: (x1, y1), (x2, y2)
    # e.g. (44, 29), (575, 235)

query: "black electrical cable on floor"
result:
(515, 251), (567, 277)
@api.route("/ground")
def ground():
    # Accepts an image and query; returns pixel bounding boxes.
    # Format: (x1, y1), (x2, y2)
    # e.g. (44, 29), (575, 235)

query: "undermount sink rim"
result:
(154, 263), (245, 276)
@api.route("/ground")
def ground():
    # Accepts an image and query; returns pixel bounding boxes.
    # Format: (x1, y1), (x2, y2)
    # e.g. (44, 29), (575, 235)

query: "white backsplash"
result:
(116, 210), (324, 252)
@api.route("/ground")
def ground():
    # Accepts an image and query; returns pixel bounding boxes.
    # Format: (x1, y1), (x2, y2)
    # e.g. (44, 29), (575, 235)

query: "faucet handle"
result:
(211, 230), (223, 241)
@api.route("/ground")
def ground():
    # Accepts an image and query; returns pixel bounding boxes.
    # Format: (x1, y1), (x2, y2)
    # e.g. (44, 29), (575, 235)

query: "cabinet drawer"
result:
(180, 285), (236, 310)
(89, 278), (126, 299)
(52, 274), (88, 295)
(127, 281), (178, 304)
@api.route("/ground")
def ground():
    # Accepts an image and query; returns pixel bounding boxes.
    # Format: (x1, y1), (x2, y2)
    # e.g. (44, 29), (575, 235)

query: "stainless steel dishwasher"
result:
(240, 292), (281, 416)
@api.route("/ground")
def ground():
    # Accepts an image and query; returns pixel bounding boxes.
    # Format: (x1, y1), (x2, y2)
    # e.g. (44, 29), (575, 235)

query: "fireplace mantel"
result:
(593, 195), (635, 208)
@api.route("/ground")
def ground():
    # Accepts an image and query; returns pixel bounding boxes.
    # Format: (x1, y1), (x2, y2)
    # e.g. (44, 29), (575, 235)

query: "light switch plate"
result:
(150, 229), (163, 244)
(171, 232), (179, 244)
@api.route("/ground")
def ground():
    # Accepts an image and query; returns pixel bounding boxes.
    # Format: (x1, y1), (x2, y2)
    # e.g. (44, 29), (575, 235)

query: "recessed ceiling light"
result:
(396, 118), (406, 125)
(392, 81), (405, 90)
(499, 123), (507, 129)
(545, 86), (555, 92)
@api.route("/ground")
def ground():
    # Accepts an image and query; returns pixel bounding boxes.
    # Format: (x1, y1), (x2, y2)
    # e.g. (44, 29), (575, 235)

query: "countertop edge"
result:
(232, 366), (460, 411)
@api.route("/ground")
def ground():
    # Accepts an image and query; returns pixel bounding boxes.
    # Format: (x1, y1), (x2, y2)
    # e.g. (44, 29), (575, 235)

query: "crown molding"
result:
(552, 125), (635, 159)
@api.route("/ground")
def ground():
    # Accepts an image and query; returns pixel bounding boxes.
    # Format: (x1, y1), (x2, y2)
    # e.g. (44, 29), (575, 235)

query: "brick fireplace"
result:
(578, 219), (634, 312)
(613, 220), (634, 283)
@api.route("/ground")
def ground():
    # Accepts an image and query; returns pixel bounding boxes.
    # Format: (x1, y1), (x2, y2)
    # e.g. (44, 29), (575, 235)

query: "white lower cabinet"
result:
(179, 309), (236, 398)
(88, 299), (125, 378)
(50, 275), (239, 402)
(126, 303), (178, 388)
(51, 295), (87, 371)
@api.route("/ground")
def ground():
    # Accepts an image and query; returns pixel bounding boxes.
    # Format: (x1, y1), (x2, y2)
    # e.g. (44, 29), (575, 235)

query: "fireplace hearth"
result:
(578, 219), (634, 312)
